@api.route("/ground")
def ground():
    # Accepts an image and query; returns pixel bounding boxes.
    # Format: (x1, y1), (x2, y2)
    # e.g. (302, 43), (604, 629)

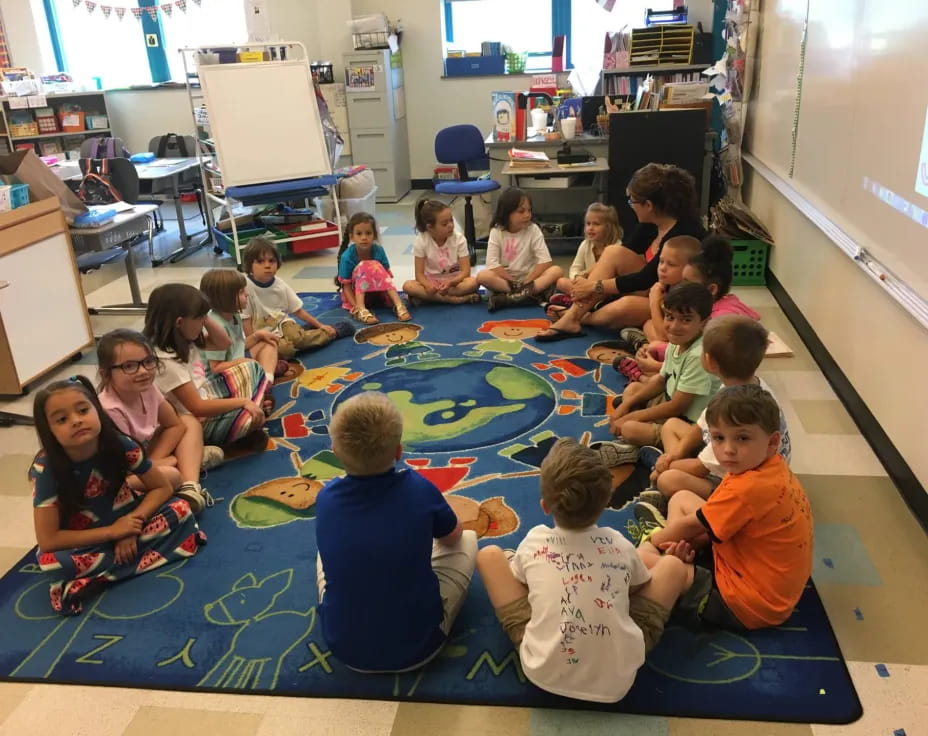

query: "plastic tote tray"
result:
(731, 240), (770, 286)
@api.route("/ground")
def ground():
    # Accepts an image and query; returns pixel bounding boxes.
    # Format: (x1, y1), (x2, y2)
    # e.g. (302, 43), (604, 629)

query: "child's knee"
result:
(476, 544), (504, 568)
(657, 469), (686, 495)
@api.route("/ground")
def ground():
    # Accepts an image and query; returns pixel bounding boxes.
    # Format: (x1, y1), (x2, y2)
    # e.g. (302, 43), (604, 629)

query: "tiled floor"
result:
(1, 196), (927, 735)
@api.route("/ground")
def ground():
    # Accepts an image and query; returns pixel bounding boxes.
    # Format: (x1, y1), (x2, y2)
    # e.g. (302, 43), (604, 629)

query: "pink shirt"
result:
(99, 384), (165, 443)
(711, 293), (761, 320)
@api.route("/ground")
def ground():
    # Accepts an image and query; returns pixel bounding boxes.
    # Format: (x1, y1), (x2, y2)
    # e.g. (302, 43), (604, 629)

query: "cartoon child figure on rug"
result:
(460, 319), (549, 361)
(533, 340), (634, 384)
(355, 322), (449, 366)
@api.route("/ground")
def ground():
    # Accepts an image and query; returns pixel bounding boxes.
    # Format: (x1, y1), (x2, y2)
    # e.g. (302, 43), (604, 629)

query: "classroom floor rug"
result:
(0, 293), (861, 724)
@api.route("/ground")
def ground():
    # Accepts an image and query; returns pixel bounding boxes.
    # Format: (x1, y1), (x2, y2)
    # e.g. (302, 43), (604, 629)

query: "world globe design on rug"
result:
(332, 359), (556, 453)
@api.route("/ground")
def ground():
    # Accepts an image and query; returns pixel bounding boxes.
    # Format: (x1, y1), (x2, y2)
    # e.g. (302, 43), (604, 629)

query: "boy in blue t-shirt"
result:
(315, 391), (477, 672)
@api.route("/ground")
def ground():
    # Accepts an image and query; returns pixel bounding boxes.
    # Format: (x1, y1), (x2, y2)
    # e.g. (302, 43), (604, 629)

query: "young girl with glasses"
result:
(97, 329), (220, 514)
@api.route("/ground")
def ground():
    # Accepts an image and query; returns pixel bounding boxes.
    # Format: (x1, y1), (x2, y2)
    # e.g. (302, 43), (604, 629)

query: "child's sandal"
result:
(351, 307), (378, 325)
(394, 303), (412, 322)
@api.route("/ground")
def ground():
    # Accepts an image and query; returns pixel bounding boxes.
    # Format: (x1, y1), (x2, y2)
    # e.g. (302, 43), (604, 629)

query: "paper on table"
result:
(89, 201), (135, 214)
(27, 95), (47, 108)
(7, 97), (27, 109)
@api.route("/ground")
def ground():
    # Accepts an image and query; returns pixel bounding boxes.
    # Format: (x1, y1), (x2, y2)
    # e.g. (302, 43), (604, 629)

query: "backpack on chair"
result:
(150, 133), (196, 158)
(80, 136), (131, 160)
(78, 159), (124, 205)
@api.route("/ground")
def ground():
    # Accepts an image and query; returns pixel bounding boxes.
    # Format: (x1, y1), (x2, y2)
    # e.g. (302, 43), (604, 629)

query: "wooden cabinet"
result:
(0, 198), (94, 395)
(344, 49), (410, 202)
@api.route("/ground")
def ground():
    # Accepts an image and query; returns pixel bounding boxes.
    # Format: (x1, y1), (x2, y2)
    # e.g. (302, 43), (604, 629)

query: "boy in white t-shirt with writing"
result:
(476, 437), (695, 703)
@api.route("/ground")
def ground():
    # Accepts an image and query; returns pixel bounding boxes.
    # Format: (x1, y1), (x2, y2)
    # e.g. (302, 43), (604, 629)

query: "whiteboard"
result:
(199, 60), (331, 187)
(746, 0), (928, 304)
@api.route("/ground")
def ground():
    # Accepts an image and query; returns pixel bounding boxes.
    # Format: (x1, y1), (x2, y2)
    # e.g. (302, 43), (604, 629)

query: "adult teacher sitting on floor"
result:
(535, 162), (705, 342)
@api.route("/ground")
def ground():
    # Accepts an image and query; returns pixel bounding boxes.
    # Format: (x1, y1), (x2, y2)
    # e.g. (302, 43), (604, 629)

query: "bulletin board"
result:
(198, 59), (332, 187)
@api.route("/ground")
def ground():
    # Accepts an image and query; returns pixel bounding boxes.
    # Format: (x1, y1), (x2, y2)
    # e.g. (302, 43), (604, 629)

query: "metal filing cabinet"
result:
(344, 49), (410, 202)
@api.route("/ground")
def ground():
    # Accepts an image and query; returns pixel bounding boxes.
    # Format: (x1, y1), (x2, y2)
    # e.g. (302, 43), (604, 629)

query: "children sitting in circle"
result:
(30, 375), (206, 614)
(241, 237), (350, 365)
(548, 203), (623, 318)
(641, 315), (791, 509)
(336, 212), (411, 325)
(144, 283), (268, 449)
(477, 187), (563, 311)
(402, 198), (480, 305)
(96, 329), (219, 514)
(614, 235), (701, 382)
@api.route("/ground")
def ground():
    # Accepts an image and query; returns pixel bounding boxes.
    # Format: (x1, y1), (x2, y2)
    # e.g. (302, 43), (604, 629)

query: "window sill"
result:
(440, 69), (570, 80)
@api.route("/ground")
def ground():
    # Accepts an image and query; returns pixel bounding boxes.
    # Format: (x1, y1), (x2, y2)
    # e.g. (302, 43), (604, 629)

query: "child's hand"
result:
(113, 535), (138, 566)
(659, 540), (695, 563)
(570, 277), (595, 301)
(243, 401), (266, 428)
(254, 329), (279, 345)
(654, 452), (674, 474)
(495, 267), (514, 282)
(650, 282), (664, 299)
(320, 324), (337, 338)
(649, 468), (659, 484)
(109, 514), (143, 540)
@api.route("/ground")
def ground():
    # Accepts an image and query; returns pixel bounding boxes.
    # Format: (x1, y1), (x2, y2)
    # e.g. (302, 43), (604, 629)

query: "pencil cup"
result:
(561, 117), (576, 140)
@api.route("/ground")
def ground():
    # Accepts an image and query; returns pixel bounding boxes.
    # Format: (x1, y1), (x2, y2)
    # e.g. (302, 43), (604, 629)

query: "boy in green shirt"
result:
(600, 282), (719, 466)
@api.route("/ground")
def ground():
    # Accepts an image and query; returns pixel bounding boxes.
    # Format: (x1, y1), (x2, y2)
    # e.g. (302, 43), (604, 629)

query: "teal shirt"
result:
(201, 310), (246, 372)
(660, 336), (721, 422)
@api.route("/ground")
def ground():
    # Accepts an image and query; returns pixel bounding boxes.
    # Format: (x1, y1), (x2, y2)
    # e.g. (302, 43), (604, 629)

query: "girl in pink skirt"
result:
(336, 212), (411, 325)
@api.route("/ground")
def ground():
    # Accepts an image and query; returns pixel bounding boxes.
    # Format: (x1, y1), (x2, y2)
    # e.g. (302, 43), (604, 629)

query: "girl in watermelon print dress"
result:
(30, 375), (206, 615)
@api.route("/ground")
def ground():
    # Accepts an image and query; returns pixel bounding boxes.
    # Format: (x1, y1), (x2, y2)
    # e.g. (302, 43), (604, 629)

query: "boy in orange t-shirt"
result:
(636, 384), (813, 629)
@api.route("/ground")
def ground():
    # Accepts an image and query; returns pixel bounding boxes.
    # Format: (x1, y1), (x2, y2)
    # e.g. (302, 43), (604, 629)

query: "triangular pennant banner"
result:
(101, 5), (112, 19)
(131, 6), (143, 20)
(191, 0), (201, 6)
(72, 0), (82, 7)
(596, 0), (617, 10)
(161, 3), (173, 17)
(85, 1), (97, 14)
(115, 6), (126, 20)
(175, 0), (187, 12)
(146, 6), (158, 20)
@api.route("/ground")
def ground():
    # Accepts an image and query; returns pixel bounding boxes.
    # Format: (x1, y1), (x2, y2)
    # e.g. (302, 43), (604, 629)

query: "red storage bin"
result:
(277, 220), (339, 254)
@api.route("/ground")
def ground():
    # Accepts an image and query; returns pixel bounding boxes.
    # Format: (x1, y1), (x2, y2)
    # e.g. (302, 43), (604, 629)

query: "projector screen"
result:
(746, 0), (928, 305)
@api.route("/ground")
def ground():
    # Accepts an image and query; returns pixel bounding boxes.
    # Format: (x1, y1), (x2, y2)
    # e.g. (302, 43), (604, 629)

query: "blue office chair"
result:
(433, 124), (500, 265)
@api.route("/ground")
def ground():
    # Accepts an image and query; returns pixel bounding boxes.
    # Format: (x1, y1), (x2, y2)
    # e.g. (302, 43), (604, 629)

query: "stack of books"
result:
(508, 148), (550, 168)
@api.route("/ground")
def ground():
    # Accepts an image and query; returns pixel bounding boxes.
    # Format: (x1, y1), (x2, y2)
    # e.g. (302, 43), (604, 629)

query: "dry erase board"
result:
(198, 60), (331, 187)
(746, 0), (928, 304)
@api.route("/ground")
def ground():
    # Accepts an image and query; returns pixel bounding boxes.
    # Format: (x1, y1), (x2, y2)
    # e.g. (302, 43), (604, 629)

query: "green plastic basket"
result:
(731, 240), (769, 286)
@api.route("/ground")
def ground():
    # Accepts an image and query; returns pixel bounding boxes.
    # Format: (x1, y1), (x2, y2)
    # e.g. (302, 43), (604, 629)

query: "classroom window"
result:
(571, 0), (668, 74)
(52, 4), (151, 88)
(443, 0), (675, 74)
(161, 5), (248, 82)
(444, 0), (553, 59)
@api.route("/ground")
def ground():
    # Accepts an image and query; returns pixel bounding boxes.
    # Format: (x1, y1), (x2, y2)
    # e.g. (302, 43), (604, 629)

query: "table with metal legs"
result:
(70, 204), (159, 315)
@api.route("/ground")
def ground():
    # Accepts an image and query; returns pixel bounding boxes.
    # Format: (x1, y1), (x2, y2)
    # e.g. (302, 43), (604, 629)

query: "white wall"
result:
(744, 167), (928, 491)
(105, 88), (195, 154)
(1, 0), (56, 73)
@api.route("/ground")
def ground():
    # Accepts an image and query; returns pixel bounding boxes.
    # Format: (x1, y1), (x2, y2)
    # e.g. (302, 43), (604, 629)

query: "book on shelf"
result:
(508, 149), (551, 168)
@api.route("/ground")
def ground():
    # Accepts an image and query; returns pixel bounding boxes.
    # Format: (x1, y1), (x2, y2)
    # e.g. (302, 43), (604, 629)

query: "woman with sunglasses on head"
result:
(96, 329), (219, 515)
(536, 163), (705, 342)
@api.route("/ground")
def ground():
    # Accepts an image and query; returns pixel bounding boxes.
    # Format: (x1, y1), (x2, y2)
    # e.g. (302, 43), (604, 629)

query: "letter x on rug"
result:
(0, 293), (861, 724)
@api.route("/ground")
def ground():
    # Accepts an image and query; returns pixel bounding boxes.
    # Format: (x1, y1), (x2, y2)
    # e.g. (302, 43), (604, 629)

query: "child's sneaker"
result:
(201, 445), (225, 472)
(634, 501), (667, 535)
(487, 292), (509, 312)
(332, 320), (356, 339)
(176, 481), (215, 515)
(638, 445), (662, 470)
(620, 327), (648, 352)
(593, 440), (639, 468)
(637, 489), (669, 515)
